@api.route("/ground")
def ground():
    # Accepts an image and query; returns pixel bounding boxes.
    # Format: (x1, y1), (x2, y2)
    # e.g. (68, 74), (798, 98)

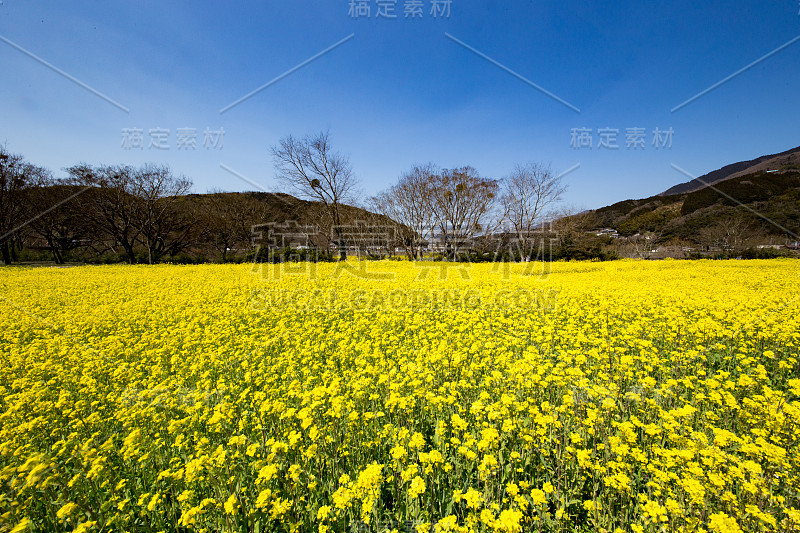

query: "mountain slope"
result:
(660, 145), (800, 196)
(589, 169), (800, 245)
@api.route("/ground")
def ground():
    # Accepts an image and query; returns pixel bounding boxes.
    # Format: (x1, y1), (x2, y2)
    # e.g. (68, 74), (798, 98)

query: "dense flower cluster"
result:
(0, 259), (798, 532)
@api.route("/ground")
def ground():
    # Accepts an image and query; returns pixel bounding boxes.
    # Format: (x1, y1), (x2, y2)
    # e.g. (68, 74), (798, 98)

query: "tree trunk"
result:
(47, 237), (64, 264)
(0, 242), (11, 265)
(335, 228), (346, 261)
(122, 241), (136, 264)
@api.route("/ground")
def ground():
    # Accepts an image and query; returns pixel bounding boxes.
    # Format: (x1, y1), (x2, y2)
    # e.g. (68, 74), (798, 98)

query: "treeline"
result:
(370, 162), (562, 260)
(274, 132), (612, 262)
(0, 133), (614, 265)
(0, 149), (321, 264)
(0, 144), (405, 265)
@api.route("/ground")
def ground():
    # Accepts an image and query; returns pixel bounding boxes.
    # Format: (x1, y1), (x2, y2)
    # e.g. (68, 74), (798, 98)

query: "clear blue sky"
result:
(1, 1), (799, 209)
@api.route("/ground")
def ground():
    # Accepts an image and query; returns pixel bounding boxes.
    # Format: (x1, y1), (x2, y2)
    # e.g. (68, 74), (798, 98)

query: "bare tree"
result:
(0, 148), (53, 264)
(135, 164), (193, 264)
(698, 212), (764, 256)
(500, 162), (565, 258)
(548, 204), (597, 258)
(201, 190), (269, 262)
(623, 231), (661, 259)
(429, 166), (498, 259)
(372, 163), (438, 259)
(23, 177), (94, 264)
(67, 163), (193, 264)
(68, 164), (141, 263)
(271, 132), (358, 260)
(470, 205), (505, 256)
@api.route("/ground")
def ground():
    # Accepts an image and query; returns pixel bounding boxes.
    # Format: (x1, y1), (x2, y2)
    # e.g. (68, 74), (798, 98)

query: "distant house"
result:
(595, 228), (619, 238)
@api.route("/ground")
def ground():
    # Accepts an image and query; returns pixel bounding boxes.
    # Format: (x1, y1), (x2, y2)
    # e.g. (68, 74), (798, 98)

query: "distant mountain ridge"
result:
(660, 145), (800, 196)
(583, 145), (800, 248)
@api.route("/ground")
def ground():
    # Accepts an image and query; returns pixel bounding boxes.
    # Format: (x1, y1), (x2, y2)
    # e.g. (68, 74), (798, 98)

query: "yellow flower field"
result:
(1, 259), (799, 532)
